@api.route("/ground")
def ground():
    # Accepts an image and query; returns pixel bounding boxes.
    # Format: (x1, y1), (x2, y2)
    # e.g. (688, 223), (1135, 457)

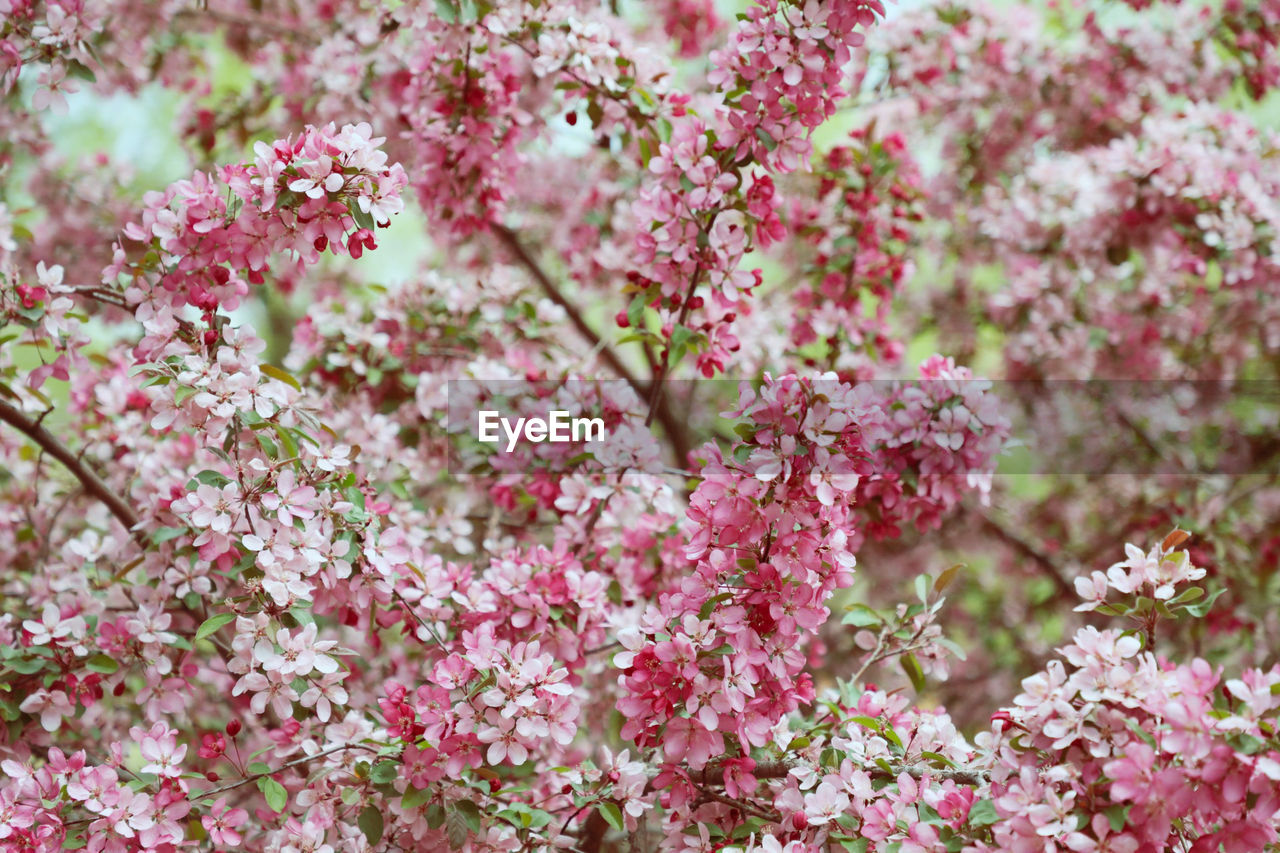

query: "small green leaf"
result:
(454, 799), (483, 832)
(358, 805), (384, 845)
(85, 654), (119, 674)
(626, 293), (647, 329)
(597, 801), (625, 832)
(935, 563), (964, 593)
(191, 470), (231, 488)
(260, 364), (302, 392)
(369, 761), (398, 784)
(349, 205), (376, 233)
(967, 799), (999, 827)
(402, 785), (432, 810)
(1183, 587), (1227, 618)
(434, 0), (458, 23)
(902, 653), (926, 693)
(258, 776), (287, 813)
(151, 526), (187, 544)
(9, 657), (47, 674)
(195, 613), (236, 641)
(842, 604), (881, 627)
(1103, 803), (1130, 833)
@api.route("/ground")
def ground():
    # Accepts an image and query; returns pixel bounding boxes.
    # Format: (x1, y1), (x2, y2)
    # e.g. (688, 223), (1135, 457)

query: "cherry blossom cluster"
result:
(977, 107), (1280, 379)
(387, 1), (677, 237)
(110, 121), (406, 319)
(0, 0), (105, 112)
(615, 367), (1004, 790)
(774, 128), (924, 378)
(979, 535), (1280, 853)
(708, 0), (885, 173)
(621, 0), (887, 387)
(854, 356), (1010, 541)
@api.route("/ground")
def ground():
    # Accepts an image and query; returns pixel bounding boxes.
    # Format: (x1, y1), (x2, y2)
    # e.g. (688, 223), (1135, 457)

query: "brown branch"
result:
(644, 263), (703, 429)
(491, 223), (692, 466)
(689, 760), (986, 787)
(493, 224), (643, 392)
(0, 399), (141, 542)
(197, 741), (378, 799)
(973, 508), (1075, 600)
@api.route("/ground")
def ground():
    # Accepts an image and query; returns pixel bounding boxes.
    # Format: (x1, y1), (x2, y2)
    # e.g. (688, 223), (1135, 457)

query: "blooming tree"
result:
(1, 0), (1279, 852)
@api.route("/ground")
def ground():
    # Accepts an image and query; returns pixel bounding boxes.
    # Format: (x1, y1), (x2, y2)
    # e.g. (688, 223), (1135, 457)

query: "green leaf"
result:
(842, 603), (881, 627)
(1103, 803), (1130, 833)
(66, 61), (97, 83)
(967, 799), (998, 827)
(921, 750), (955, 768)
(9, 657), (47, 674)
(1168, 586), (1204, 604)
(402, 785), (432, 810)
(358, 805), (384, 845)
(350, 205), (376, 233)
(258, 776), (287, 813)
(1122, 717), (1157, 748)
(626, 293), (647, 330)
(369, 761), (398, 784)
(195, 613), (236, 641)
(85, 654), (119, 674)
(914, 574), (930, 603)
(434, 0), (458, 23)
(191, 470), (231, 488)
(754, 126), (777, 151)
(1183, 587), (1227, 618)
(902, 653), (926, 693)
(597, 801), (625, 832)
(260, 364), (303, 392)
(151, 526), (188, 544)
(454, 799), (483, 832)
(935, 563), (964, 593)
(446, 809), (471, 848)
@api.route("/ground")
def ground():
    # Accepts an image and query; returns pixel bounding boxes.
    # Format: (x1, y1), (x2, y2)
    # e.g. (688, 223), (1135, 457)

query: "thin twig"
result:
(0, 399), (141, 542)
(491, 224), (692, 466)
(197, 741), (377, 799)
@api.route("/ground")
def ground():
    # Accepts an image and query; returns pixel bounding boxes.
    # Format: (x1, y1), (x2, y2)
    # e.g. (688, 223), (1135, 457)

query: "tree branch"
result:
(689, 760), (986, 787)
(197, 741), (379, 799)
(493, 224), (642, 391)
(491, 224), (692, 466)
(0, 399), (141, 542)
(973, 508), (1075, 600)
